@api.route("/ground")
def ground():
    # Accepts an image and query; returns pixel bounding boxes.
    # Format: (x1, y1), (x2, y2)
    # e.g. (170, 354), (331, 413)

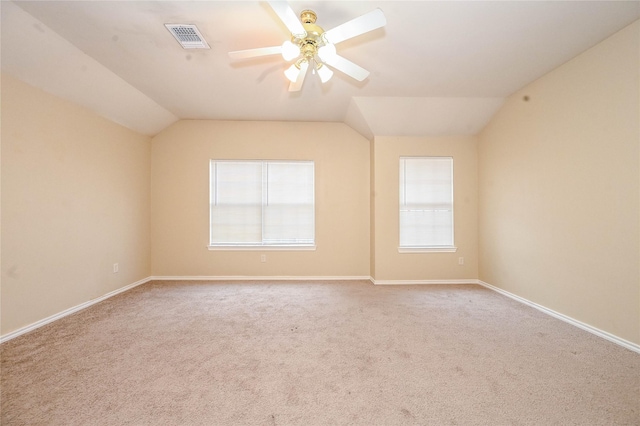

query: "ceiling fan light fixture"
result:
(281, 40), (300, 61)
(318, 43), (337, 62)
(284, 62), (301, 82)
(229, 3), (387, 91)
(316, 63), (333, 83)
(288, 60), (309, 91)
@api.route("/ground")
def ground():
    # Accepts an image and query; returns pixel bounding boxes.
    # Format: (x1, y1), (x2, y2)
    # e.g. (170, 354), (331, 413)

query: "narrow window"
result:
(399, 157), (456, 252)
(209, 160), (315, 249)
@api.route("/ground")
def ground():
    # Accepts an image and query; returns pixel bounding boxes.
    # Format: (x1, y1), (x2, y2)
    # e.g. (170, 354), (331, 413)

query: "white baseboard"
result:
(478, 280), (640, 354)
(372, 279), (478, 285)
(0, 277), (152, 344)
(149, 275), (372, 282)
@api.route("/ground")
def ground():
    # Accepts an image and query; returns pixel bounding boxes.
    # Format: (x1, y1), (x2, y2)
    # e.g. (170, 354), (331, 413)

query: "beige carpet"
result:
(1, 280), (639, 425)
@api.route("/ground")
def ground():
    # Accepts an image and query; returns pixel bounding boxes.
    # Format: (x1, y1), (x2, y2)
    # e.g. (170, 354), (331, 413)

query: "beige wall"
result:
(478, 21), (640, 344)
(372, 136), (479, 282)
(150, 120), (370, 277)
(1, 73), (152, 335)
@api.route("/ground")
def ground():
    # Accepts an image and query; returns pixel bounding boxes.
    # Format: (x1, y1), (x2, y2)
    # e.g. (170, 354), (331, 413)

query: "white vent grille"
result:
(165, 24), (210, 49)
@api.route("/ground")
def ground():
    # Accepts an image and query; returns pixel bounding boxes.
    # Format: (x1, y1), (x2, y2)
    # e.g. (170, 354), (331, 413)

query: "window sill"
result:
(208, 245), (316, 251)
(398, 246), (457, 253)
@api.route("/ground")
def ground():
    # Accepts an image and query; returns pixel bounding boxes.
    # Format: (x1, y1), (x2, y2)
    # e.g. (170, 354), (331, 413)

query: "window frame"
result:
(208, 159), (316, 251)
(398, 156), (457, 253)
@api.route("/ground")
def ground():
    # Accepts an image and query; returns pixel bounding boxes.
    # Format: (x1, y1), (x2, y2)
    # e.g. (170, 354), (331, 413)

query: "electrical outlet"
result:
(260, 254), (266, 263)
(113, 263), (119, 273)
(458, 257), (464, 265)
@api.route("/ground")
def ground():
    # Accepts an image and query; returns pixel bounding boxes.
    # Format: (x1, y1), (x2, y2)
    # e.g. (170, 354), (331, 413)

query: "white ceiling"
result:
(2, 1), (639, 137)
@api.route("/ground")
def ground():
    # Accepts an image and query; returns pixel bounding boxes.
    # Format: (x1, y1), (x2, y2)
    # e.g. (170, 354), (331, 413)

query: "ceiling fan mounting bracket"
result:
(300, 10), (317, 24)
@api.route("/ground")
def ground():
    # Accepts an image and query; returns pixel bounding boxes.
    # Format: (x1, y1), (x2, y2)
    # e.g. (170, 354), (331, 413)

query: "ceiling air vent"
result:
(165, 24), (210, 49)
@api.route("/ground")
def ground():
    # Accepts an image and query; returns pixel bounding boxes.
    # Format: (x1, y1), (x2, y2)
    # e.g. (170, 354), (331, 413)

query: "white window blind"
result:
(210, 160), (315, 247)
(399, 157), (454, 249)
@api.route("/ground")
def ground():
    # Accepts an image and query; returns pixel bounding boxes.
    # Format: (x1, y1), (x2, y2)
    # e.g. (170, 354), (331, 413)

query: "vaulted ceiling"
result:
(2, 1), (638, 138)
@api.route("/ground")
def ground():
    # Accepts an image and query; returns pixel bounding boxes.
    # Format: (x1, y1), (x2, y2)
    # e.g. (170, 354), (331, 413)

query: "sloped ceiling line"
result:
(1, 1), (178, 136)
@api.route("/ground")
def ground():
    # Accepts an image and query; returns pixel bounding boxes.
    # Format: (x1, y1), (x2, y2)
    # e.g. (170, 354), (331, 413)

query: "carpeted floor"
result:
(1, 280), (639, 425)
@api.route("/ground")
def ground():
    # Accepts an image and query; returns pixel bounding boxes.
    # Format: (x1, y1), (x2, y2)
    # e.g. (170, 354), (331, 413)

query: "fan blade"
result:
(324, 8), (386, 45)
(268, 1), (306, 38)
(323, 54), (370, 81)
(288, 61), (309, 92)
(228, 45), (282, 59)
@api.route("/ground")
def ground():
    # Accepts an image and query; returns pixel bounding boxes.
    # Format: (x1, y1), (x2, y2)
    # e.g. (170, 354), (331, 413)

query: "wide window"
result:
(399, 157), (455, 252)
(209, 160), (315, 249)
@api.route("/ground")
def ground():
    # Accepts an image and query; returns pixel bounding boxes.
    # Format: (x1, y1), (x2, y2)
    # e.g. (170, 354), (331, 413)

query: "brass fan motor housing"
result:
(293, 10), (326, 60)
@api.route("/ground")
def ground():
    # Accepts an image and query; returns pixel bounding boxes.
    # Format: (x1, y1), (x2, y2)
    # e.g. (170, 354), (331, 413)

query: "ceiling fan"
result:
(229, 2), (386, 91)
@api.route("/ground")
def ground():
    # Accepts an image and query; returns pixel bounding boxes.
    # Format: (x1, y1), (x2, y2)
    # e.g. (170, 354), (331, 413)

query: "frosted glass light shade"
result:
(317, 64), (333, 83)
(281, 40), (300, 61)
(284, 63), (300, 82)
(318, 43), (337, 62)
